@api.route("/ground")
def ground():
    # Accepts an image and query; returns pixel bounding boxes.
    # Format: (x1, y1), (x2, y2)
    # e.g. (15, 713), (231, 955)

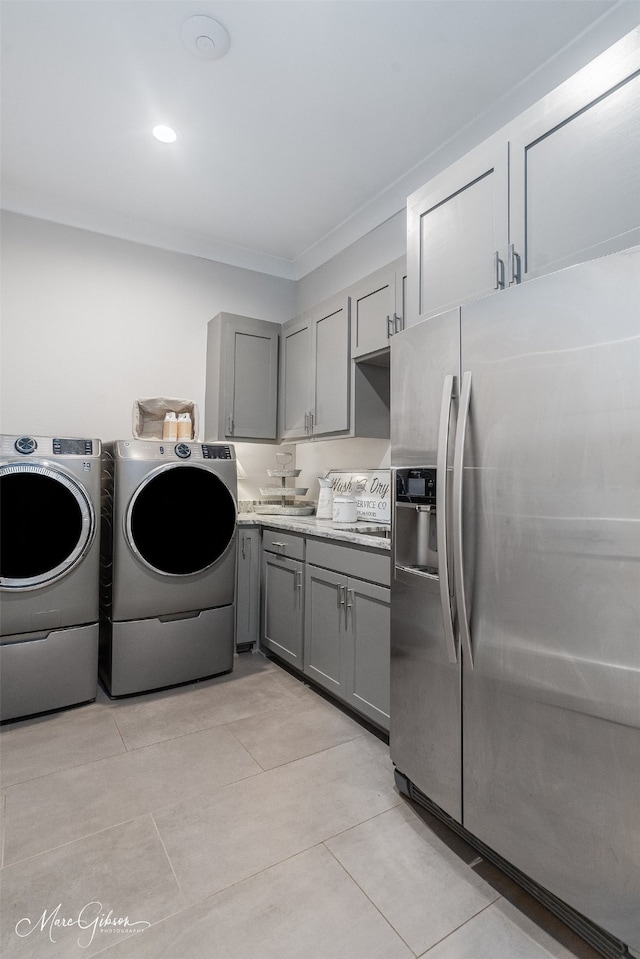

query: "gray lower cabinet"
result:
(305, 565), (390, 730)
(236, 527), (260, 651)
(304, 539), (391, 731)
(261, 531), (304, 669)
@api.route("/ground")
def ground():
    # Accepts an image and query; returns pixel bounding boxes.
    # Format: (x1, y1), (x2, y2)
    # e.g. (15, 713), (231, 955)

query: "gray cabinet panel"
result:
(511, 71), (640, 280)
(304, 565), (344, 695)
(280, 317), (312, 439)
(408, 144), (508, 323)
(350, 258), (406, 358)
(306, 539), (390, 586)
(205, 312), (279, 442)
(313, 297), (350, 435)
(262, 552), (304, 668)
(226, 329), (278, 439)
(236, 527), (261, 651)
(347, 578), (390, 727)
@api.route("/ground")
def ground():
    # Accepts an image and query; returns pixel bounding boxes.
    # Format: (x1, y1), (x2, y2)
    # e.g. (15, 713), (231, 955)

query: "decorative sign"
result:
(326, 470), (391, 523)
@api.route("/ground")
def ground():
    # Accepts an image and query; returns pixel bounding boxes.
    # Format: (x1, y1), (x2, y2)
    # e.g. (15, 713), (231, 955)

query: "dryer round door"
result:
(0, 463), (96, 590)
(126, 464), (237, 576)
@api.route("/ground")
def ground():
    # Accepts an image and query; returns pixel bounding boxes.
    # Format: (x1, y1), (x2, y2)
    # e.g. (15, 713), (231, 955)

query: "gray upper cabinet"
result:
(407, 142), (509, 322)
(509, 65), (640, 282)
(408, 31), (640, 322)
(351, 257), (407, 358)
(313, 296), (350, 435)
(279, 313), (312, 439)
(205, 312), (279, 441)
(279, 294), (350, 440)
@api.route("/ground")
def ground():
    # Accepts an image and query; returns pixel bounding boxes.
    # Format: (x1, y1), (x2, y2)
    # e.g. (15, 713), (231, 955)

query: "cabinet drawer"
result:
(306, 539), (390, 586)
(262, 529), (305, 561)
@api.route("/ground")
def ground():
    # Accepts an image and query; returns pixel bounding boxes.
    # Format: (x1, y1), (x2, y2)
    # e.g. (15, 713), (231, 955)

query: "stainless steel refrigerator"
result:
(390, 247), (640, 957)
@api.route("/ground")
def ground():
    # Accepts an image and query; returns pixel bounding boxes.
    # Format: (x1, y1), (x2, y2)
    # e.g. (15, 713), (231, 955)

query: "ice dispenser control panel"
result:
(394, 467), (438, 576)
(395, 468), (436, 506)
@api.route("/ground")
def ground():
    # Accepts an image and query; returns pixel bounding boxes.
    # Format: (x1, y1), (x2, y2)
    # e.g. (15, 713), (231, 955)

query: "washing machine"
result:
(100, 439), (237, 696)
(0, 434), (101, 721)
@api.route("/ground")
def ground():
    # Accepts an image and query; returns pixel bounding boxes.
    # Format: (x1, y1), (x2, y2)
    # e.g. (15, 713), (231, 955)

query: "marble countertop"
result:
(237, 512), (391, 551)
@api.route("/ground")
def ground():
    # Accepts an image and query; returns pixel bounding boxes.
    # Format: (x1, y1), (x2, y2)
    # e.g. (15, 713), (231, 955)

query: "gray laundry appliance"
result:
(0, 434), (101, 721)
(99, 440), (237, 696)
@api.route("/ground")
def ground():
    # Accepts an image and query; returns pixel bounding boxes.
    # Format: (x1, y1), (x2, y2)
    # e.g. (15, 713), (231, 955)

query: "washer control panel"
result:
(202, 445), (232, 460)
(175, 443), (192, 459)
(53, 438), (94, 456)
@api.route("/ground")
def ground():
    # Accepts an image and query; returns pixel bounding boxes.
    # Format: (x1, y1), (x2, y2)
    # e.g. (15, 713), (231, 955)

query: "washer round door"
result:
(126, 464), (236, 576)
(0, 463), (96, 590)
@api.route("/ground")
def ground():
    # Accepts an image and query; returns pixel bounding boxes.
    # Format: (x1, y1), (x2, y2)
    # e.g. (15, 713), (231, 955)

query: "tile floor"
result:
(0, 652), (603, 959)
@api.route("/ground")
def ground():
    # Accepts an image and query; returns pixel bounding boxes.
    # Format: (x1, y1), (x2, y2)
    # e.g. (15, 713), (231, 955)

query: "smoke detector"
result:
(181, 15), (230, 60)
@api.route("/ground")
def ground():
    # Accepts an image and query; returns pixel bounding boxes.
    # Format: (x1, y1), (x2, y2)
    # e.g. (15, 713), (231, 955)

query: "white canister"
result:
(332, 493), (357, 524)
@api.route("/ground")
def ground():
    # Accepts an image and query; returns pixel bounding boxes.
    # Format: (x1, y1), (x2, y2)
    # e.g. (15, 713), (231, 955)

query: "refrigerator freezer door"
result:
(459, 248), (640, 949)
(390, 309), (462, 821)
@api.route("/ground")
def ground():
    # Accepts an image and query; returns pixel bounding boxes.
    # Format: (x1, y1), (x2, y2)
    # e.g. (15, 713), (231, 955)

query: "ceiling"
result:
(1, 1), (638, 279)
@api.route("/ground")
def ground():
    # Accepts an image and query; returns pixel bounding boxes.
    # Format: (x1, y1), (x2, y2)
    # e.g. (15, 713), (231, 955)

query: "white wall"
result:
(0, 212), (296, 441)
(0, 211), (392, 504)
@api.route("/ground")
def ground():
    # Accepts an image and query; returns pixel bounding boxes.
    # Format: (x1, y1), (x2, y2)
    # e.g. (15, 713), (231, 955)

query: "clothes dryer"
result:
(0, 434), (101, 721)
(100, 440), (237, 696)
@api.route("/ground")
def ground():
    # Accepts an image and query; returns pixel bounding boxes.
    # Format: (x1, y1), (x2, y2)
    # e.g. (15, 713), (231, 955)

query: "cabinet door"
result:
(394, 260), (407, 333)
(279, 315), (312, 440)
(304, 565), (345, 696)
(236, 528), (260, 651)
(345, 578), (390, 730)
(510, 67), (640, 282)
(262, 552), (304, 668)
(350, 266), (396, 359)
(312, 295), (350, 436)
(407, 142), (508, 323)
(224, 322), (279, 439)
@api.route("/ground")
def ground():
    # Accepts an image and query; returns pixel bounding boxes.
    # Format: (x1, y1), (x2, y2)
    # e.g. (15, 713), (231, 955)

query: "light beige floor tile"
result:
(416, 898), (595, 959)
(1, 816), (184, 959)
(109, 669), (302, 751)
(225, 694), (366, 769)
(351, 731), (393, 771)
(85, 844), (413, 959)
(0, 709), (125, 788)
(3, 725), (261, 865)
(154, 739), (400, 903)
(326, 803), (499, 955)
(260, 656), (312, 699)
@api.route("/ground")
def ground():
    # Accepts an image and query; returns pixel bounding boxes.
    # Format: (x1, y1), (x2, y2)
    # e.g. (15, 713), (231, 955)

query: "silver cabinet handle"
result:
(338, 584), (346, 608)
(437, 374), (457, 664)
(386, 314), (393, 339)
(346, 587), (353, 624)
(493, 251), (505, 290)
(295, 570), (302, 590)
(227, 414), (234, 435)
(393, 312), (403, 334)
(452, 370), (473, 669)
(304, 412), (309, 434)
(309, 411), (314, 434)
(508, 243), (521, 285)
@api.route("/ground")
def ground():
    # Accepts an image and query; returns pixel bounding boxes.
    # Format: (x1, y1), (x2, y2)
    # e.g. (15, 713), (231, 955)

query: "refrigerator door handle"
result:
(437, 374), (457, 664)
(453, 370), (474, 669)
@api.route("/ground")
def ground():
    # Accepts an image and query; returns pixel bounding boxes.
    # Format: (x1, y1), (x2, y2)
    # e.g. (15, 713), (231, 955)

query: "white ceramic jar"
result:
(332, 493), (357, 524)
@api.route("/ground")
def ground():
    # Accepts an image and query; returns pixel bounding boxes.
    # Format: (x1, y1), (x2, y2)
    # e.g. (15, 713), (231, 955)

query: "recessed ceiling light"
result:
(152, 125), (177, 143)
